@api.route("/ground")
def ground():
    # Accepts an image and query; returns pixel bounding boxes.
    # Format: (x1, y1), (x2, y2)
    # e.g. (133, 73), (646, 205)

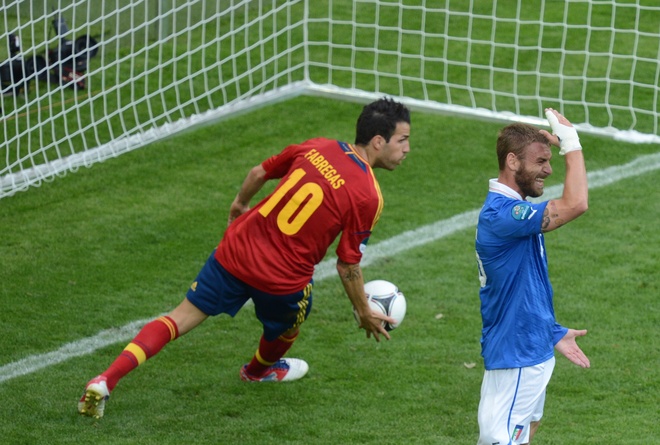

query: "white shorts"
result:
(477, 357), (555, 445)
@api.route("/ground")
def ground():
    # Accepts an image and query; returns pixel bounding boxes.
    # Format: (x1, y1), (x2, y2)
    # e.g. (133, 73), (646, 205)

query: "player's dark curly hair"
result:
(354, 97), (410, 145)
(496, 122), (550, 171)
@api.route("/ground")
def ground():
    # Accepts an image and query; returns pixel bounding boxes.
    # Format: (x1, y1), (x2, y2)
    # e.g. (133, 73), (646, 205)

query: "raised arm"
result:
(539, 108), (588, 232)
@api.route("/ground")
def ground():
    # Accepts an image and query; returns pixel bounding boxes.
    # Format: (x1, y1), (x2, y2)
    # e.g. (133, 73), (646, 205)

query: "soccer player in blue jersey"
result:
(475, 109), (590, 445)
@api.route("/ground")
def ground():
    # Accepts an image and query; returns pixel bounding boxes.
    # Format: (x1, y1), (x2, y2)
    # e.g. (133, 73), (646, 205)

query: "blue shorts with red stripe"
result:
(186, 251), (313, 341)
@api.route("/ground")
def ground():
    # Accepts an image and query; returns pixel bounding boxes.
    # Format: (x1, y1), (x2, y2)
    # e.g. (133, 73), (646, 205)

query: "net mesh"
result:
(2, 0), (659, 198)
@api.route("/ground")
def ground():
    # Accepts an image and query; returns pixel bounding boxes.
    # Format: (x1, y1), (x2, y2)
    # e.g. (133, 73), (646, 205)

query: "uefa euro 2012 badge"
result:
(511, 203), (534, 220)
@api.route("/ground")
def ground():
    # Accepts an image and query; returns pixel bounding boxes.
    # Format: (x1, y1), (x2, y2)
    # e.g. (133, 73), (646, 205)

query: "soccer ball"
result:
(354, 279), (407, 331)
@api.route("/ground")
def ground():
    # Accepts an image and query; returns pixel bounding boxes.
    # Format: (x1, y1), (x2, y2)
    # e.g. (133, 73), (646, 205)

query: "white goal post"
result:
(2, 0), (659, 199)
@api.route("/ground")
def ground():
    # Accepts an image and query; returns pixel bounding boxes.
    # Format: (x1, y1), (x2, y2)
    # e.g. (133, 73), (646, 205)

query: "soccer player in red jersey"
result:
(78, 97), (411, 418)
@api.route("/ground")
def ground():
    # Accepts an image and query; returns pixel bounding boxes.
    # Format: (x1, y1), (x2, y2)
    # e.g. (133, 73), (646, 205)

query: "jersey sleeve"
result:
(261, 144), (299, 180)
(490, 199), (549, 239)
(334, 185), (382, 265)
(552, 322), (568, 345)
(335, 210), (371, 265)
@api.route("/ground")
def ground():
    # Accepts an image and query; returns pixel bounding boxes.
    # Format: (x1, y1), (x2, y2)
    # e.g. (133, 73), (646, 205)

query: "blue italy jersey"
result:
(475, 179), (567, 370)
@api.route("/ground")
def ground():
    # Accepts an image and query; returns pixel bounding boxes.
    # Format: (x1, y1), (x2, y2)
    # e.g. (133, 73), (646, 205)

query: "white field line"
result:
(2, 151), (660, 384)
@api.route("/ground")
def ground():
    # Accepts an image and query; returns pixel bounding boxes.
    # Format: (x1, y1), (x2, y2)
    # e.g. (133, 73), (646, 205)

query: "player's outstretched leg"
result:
(240, 358), (309, 382)
(77, 315), (180, 418)
(78, 375), (110, 419)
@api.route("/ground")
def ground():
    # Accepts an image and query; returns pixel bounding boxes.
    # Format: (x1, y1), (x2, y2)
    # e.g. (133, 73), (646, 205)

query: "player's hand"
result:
(542, 108), (582, 156)
(227, 198), (249, 225)
(356, 310), (393, 342)
(555, 329), (590, 368)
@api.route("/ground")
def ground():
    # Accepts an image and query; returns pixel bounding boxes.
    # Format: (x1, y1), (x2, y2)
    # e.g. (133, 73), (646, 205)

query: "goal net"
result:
(2, 0), (659, 199)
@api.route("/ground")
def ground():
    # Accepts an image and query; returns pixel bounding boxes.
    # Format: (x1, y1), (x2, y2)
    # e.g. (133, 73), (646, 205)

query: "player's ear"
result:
(370, 134), (384, 150)
(505, 152), (520, 171)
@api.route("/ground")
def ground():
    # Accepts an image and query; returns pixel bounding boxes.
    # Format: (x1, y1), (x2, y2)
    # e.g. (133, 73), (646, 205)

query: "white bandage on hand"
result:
(545, 109), (582, 155)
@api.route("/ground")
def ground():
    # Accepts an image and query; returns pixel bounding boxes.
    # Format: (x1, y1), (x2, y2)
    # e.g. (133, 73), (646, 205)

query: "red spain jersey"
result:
(215, 138), (384, 294)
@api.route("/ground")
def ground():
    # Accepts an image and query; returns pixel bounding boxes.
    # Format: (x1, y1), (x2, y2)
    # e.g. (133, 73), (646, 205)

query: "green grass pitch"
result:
(1, 96), (659, 444)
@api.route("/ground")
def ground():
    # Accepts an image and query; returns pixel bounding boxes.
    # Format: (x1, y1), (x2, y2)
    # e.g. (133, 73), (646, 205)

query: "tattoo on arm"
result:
(338, 260), (362, 281)
(542, 211), (551, 231)
(542, 202), (566, 232)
